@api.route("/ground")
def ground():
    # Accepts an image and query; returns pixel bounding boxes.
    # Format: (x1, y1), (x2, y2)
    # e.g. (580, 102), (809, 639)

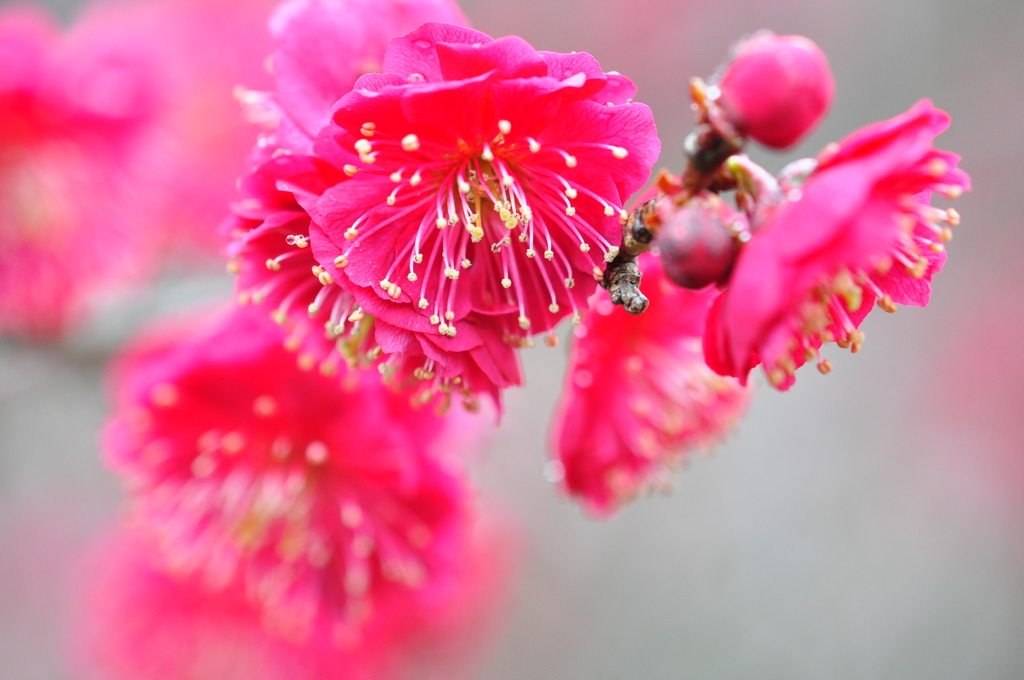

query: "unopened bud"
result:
(718, 31), (834, 149)
(654, 192), (744, 289)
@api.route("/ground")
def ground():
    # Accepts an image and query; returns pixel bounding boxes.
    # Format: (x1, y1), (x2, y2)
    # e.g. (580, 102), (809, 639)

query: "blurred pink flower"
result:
(550, 253), (750, 516)
(0, 5), (163, 337)
(0, 0), (276, 337)
(101, 306), (497, 649)
(97, 0), (278, 254)
(72, 526), (518, 680)
(296, 22), (659, 399)
(704, 99), (970, 390)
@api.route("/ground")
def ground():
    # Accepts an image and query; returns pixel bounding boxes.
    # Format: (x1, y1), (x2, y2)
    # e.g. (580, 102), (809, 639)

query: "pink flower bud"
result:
(718, 31), (835, 149)
(654, 192), (745, 289)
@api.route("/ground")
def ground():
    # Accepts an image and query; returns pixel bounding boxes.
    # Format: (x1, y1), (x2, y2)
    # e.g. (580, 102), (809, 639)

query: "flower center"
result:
(339, 119), (632, 339)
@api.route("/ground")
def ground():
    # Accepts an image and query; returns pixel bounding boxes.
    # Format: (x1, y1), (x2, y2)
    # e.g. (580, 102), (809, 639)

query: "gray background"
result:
(3, 0), (1023, 678)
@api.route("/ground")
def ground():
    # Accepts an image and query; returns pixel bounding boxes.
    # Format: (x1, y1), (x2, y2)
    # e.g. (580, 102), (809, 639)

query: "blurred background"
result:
(2, 0), (1022, 678)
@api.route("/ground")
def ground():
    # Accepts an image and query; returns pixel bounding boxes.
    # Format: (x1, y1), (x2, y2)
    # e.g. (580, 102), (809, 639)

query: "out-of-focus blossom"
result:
(72, 526), (518, 680)
(0, 5), (161, 337)
(0, 0), (275, 337)
(300, 22), (659, 403)
(98, 0), (278, 254)
(551, 253), (750, 516)
(101, 306), (497, 652)
(704, 99), (970, 390)
(717, 31), (834, 150)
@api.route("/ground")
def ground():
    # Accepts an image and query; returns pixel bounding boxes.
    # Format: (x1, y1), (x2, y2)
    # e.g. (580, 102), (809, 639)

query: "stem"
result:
(602, 78), (744, 314)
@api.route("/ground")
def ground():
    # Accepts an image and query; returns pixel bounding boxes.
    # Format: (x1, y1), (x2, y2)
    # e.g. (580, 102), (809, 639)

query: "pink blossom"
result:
(295, 23), (659, 396)
(704, 99), (970, 390)
(101, 306), (496, 650)
(71, 527), (517, 680)
(0, 5), (162, 337)
(718, 31), (834, 150)
(551, 253), (750, 516)
(228, 5), (522, 407)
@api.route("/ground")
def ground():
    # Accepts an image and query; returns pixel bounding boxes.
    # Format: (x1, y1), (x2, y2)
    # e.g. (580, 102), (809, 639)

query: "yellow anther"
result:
(518, 316), (531, 330)
(565, 155), (577, 168)
(549, 303), (560, 313)
(266, 258), (281, 271)
(401, 134), (420, 152)
(611, 146), (628, 159)
(878, 295), (897, 313)
(407, 272), (418, 282)
(418, 298), (429, 309)
(498, 119), (512, 134)
(817, 359), (833, 374)
(501, 277), (512, 289)
(334, 255), (348, 268)
(354, 139), (371, 154)
(343, 164), (359, 176)
(390, 171), (402, 182)
(344, 227), (358, 240)
(566, 207), (576, 217)
(318, 271), (334, 286)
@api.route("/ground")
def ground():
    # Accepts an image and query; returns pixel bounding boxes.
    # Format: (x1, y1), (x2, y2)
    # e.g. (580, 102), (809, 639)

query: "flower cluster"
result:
(19, 1), (970, 673)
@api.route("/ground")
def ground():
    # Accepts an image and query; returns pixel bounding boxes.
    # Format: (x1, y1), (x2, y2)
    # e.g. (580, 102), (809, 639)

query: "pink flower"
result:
(0, 5), (163, 337)
(101, 306), (495, 649)
(228, 5), (522, 407)
(71, 527), (518, 680)
(550, 253), (750, 516)
(704, 99), (970, 389)
(296, 23), (659, 394)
